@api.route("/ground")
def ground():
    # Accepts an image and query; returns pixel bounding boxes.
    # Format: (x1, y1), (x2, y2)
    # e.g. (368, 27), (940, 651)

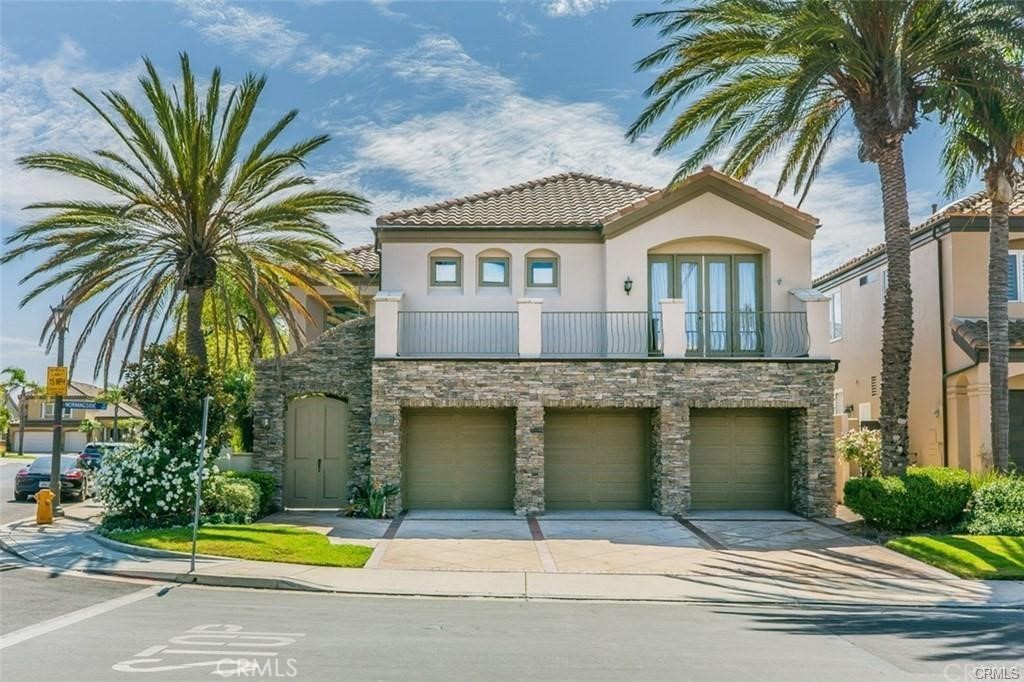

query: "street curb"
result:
(89, 532), (225, 561)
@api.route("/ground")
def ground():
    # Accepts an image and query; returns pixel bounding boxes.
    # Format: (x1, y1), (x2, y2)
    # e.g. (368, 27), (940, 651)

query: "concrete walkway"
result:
(1, 516), (1022, 608)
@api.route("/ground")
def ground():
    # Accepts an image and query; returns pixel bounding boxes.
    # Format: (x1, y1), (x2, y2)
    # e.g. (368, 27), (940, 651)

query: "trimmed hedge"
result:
(225, 470), (277, 516)
(844, 466), (975, 533)
(204, 476), (260, 523)
(961, 475), (1024, 535)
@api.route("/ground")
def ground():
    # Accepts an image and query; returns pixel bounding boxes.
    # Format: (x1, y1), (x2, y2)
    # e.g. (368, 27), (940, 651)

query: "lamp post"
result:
(49, 301), (68, 517)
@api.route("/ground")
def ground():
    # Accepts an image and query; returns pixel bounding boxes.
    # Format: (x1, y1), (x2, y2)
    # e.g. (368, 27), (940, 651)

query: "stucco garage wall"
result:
(371, 358), (837, 518)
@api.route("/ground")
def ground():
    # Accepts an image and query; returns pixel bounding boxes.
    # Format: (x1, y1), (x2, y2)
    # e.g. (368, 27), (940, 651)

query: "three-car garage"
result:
(399, 406), (792, 513)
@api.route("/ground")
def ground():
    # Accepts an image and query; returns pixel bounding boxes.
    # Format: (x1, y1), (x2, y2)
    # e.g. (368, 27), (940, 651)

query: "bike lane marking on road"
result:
(0, 584), (164, 650)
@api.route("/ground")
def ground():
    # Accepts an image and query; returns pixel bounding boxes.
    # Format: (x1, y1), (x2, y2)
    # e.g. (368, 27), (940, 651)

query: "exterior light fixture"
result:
(624, 277), (633, 295)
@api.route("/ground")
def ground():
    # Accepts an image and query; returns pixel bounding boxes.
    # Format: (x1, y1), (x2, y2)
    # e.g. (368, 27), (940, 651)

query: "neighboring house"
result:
(5, 381), (143, 453)
(289, 243), (380, 347)
(255, 168), (838, 517)
(814, 186), (1024, 479)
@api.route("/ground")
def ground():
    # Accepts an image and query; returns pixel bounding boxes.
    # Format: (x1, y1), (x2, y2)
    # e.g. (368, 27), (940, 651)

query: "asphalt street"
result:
(0, 457), (89, 525)
(0, 565), (1021, 681)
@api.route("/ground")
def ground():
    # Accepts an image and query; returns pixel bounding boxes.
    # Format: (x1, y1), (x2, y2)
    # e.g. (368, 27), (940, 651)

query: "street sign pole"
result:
(190, 395), (212, 574)
(49, 301), (68, 518)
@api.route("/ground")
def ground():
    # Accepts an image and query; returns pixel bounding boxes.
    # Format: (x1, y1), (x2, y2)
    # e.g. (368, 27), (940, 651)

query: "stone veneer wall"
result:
(372, 359), (837, 518)
(253, 317), (374, 508)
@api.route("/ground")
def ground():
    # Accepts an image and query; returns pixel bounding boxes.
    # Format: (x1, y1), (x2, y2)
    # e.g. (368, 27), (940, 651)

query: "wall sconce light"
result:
(623, 276), (633, 295)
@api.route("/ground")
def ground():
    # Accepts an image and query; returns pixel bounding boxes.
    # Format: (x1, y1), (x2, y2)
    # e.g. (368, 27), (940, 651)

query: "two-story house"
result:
(814, 186), (1024, 479)
(5, 381), (143, 453)
(254, 168), (837, 517)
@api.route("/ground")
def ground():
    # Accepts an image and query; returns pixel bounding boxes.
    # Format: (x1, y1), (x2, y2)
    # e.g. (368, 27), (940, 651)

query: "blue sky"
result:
(0, 0), (968, 383)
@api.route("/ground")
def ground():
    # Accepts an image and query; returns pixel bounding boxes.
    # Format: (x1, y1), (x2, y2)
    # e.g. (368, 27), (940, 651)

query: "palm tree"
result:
(98, 385), (126, 442)
(939, 70), (1024, 472)
(628, 0), (1024, 475)
(2, 54), (370, 378)
(1, 367), (42, 457)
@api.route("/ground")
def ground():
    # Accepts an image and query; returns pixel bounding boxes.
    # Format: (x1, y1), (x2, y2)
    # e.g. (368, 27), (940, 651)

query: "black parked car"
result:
(14, 456), (93, 502)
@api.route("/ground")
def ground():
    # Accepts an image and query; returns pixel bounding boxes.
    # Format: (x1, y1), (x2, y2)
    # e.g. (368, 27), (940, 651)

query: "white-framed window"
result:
(42, 402), (72, 419)
(858, 402), (873, 422)
(833, 389), (845, 417)
(1009, 251), (1024, 302)
(829, 289), (843, 341)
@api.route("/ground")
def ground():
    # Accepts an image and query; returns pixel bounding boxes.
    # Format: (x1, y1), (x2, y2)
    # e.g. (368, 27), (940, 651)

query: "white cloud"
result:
(543, 0), (609, 17)
(387, 35), (516, 97)
(177, 0), (371, 77)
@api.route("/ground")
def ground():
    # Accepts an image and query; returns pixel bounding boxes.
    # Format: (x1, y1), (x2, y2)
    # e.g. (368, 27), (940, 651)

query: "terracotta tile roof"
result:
(951, 316), (1024, 350)
(341, 243), (379, 274)
(814, 184), (1024, 286)
(376, 172), (659, 228)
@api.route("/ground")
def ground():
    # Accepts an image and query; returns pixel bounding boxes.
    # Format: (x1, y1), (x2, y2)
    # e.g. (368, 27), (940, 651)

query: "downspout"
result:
(936, 227), (949, 467)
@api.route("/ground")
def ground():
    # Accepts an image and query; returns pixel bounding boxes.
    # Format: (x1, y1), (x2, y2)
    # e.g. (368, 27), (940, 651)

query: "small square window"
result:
(478, 257), (509, 287)
(527, 258), (558, 287)
(431, 257), (461, 287)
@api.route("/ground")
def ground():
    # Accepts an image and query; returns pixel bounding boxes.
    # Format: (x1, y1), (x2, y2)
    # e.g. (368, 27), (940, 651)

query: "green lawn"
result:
(110, 524), (373, 568)
(887, 535), (1024, 579)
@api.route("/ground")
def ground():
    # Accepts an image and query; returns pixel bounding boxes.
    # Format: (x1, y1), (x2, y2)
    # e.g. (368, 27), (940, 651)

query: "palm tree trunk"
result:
(16, 394), (26, 457)
(986, 169), (1013, 471)
(113, 403), (120, 443)
(875, 144), (914, 476)
(186, 285), (209, 368)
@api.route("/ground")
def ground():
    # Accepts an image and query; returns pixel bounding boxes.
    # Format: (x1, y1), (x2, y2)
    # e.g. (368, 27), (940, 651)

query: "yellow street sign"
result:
(46, 366), (68, 397)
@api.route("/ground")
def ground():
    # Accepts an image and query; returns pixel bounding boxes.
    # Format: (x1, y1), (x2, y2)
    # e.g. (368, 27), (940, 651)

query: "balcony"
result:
(381, 294), (813, 360)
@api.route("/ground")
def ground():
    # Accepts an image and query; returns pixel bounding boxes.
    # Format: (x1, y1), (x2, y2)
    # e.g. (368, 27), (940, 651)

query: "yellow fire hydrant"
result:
(35, 488), (55, 525)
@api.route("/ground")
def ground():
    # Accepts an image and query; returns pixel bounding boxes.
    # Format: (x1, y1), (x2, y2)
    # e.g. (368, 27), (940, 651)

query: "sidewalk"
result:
(1, 517), (1022, 608)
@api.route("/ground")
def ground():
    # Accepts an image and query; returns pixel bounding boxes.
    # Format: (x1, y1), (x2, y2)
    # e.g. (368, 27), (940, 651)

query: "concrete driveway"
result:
(270, 509), (951, 581)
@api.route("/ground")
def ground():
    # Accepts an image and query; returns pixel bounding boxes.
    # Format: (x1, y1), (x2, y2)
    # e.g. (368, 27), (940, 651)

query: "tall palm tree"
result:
(1, 367), (42, 457)
(628, 0), (1024, 475)
(939, 69), (1024, 471)
(2, 54), (369, 378)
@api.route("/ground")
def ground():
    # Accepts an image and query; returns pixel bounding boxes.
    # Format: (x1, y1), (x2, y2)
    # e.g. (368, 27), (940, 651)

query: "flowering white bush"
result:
(95, 435), (218, 522)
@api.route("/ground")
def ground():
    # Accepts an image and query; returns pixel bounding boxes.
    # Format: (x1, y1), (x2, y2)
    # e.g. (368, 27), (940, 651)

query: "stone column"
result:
(370, 390), (403, 516)
(517, 298), (543, 357)
(514, 402), (545, 515)
(373, 291), (403, 358)
(659, 299), (687, 358)
(252, 361), (287, 508)
(790, 405), (836, 518)
(652, 403), (689, 515)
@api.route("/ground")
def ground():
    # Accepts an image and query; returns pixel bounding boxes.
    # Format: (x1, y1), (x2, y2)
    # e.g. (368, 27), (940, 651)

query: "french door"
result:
(649, 255), (763, 355)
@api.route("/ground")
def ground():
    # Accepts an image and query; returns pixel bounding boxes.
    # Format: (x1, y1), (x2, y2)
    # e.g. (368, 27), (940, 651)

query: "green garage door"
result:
(690, 409), (789, 510)
(545, 410), (650, 509)
(403, 409), (514, 509)
(1011, 391), (1024, 471)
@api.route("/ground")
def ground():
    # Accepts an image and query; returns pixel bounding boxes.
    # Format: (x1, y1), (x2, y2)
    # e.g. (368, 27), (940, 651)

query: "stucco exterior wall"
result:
(380, 240), (606, 311)
(603, 193), (814, 314)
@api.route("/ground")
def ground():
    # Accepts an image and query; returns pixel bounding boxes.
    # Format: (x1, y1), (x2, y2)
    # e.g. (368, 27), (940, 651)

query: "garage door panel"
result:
(545, 410), (650, 510)
(690, 409), (789, 510)
(404, 409), (513, 509)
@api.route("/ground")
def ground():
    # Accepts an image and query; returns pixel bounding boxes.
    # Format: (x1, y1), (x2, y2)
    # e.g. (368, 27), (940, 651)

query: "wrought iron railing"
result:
(683, 311), (809, 357)
(541, 311), (659, 357)
(398, 311), (518, 356)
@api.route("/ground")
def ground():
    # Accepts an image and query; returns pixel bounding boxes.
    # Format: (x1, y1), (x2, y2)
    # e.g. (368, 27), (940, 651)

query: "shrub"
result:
(224, 470), (277, 516)
(345, 480), (400, 518)
(95, 438), (217, 523)
(843, 466), (975, 533)
(961, 475), (1024, 535)
(122, 343), (232, 452)
(836, 429), (881, 477)
(204, 475), (260, 523)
